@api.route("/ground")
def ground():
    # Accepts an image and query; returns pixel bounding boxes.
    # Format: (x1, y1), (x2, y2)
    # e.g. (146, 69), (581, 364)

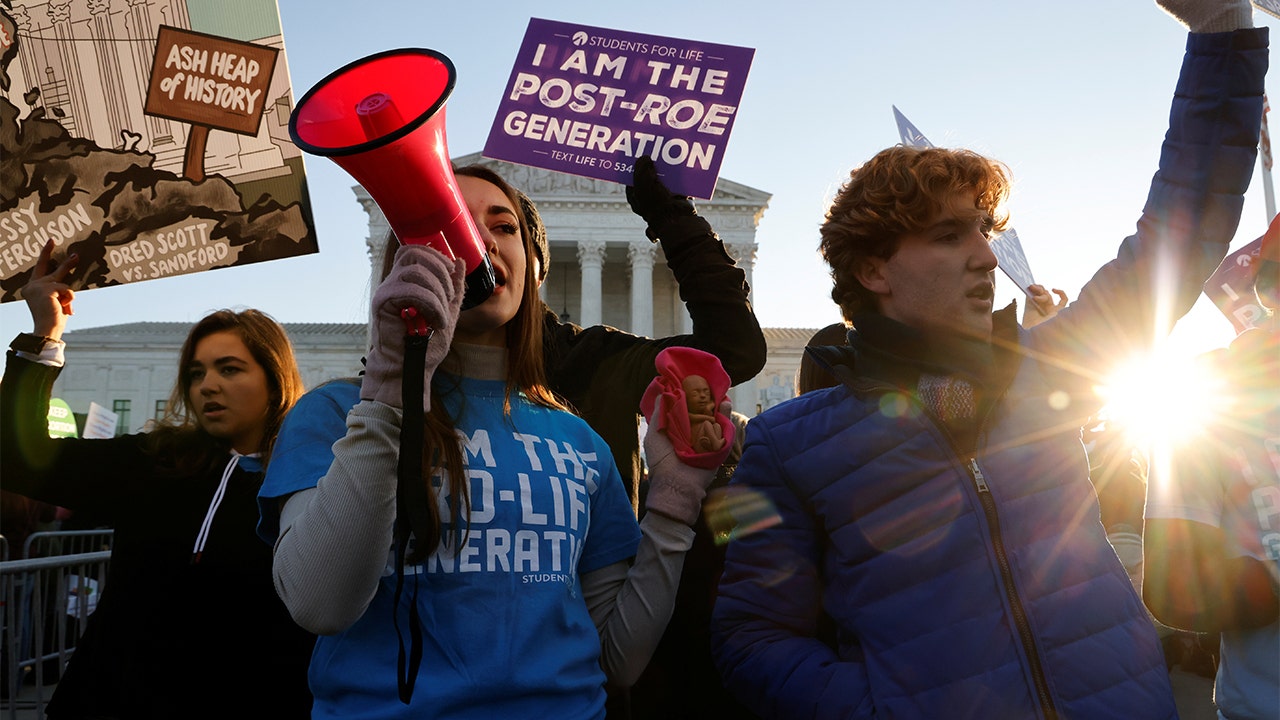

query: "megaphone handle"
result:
(397, 307), (434, 432)
(394, 313), (431, 701)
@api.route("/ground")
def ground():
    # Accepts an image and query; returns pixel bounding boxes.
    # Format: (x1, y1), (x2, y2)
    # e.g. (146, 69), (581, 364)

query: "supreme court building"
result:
(44, 157), (822, 435)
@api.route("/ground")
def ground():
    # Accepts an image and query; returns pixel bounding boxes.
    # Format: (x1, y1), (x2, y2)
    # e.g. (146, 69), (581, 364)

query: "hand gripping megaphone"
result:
(289, 48), (496, 314)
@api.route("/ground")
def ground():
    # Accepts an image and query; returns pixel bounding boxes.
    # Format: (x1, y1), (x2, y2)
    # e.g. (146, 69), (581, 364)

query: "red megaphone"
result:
(289, 48), (495, 310)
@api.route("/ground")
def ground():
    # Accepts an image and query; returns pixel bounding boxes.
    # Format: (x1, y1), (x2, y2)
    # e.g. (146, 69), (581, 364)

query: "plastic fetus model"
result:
(683, 374), (725, 454)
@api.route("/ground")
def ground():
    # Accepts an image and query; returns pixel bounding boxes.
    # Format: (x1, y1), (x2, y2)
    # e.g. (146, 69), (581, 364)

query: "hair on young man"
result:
(819, 146), (1012, 322)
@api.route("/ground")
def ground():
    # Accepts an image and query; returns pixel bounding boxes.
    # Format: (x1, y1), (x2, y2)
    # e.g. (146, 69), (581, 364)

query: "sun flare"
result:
(1094, 349), (1228, 451)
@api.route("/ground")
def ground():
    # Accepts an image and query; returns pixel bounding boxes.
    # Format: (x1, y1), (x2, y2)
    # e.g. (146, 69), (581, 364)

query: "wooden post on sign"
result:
(183, 125), (209, 182)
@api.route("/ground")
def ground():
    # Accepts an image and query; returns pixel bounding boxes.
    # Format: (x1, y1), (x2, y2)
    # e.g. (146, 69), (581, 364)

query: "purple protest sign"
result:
(1204, 235), (1268, 334)
(483, 18), (754, 199)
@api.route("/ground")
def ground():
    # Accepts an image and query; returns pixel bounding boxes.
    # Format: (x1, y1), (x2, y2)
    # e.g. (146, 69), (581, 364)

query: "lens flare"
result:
(1094, 349), (1227, 451)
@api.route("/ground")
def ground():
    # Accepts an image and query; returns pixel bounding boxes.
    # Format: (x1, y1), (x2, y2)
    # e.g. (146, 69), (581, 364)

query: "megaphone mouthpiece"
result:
(356, 93), (406, 141)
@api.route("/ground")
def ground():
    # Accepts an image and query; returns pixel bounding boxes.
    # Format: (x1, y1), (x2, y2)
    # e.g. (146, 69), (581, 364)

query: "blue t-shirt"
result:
(259, 377), (642, 719)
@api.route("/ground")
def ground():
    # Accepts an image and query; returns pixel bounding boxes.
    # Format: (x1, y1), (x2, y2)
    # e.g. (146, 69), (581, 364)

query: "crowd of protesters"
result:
(2, 1), (1276, 718)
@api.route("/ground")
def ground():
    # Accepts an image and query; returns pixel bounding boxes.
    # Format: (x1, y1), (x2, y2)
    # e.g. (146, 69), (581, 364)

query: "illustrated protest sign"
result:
(0, 1), (318, 303)
(484, 18), (755, 200)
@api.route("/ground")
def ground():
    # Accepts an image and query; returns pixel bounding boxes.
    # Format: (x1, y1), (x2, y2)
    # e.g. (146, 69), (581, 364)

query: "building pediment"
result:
(345, 150), (782, 420)
(450, 152), (771, 207)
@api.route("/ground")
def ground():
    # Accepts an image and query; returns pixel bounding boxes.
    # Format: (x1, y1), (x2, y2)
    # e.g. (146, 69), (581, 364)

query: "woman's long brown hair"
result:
(396, 165), (567, 562)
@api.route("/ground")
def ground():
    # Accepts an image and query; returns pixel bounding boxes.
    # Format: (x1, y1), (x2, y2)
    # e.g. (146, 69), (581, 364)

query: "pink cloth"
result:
(640, 347), (735, 469)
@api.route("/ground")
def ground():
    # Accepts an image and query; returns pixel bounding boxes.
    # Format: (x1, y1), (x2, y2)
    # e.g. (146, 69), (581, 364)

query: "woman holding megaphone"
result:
(260, 165), (732, 718)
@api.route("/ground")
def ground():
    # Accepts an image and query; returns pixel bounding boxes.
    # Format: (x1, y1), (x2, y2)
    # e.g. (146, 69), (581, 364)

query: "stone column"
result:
(137, 365), (153, 429)
(725, 241), (760, 308)
(628, 240), (656, 337)
(358, 189), (389, 349)
(577, 239), (606, 327)
(680, 294), (693, 334)
(725, 240), (761, 415)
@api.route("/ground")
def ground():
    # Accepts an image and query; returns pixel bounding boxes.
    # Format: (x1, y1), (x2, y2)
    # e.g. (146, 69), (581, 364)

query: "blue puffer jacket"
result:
(711, 29), (1268, 720)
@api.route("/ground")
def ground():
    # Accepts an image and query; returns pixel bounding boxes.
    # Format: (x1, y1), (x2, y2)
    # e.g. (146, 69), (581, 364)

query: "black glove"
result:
(626, 155), (698, 243)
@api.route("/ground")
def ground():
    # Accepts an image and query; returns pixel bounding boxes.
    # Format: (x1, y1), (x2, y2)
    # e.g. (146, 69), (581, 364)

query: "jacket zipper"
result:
(966, 457), (1058, 720)
(846, 376), (1062, 718)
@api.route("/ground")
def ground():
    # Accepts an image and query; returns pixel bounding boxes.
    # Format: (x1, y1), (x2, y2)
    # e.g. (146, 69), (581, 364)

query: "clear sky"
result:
(4, 0), (1277, 361)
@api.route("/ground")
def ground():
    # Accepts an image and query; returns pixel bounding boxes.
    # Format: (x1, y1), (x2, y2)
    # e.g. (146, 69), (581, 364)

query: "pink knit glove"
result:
(361, 244), (465, 409)
(643, 397), (732, 525)
(1157, 0), (1253, 32)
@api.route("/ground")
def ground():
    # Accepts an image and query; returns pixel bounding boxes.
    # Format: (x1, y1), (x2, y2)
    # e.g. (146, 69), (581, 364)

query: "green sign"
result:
(48, 398), (79, 438)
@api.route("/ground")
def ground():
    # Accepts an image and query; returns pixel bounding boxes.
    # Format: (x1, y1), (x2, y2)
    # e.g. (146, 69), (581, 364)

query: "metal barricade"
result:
(1, 531), (112, 720)
(23, 530), (114, 560)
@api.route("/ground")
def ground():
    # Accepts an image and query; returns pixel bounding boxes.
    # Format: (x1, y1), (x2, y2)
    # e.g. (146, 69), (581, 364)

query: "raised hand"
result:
(1022, 284), (1069, 329)
(22, 239), (79, 339)
(625, 155), (698, 243)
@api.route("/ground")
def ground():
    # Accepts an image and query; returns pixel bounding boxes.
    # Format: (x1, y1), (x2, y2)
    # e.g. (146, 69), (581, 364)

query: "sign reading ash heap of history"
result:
(484, 18), (755, 200)
(0, 0), (316, 304)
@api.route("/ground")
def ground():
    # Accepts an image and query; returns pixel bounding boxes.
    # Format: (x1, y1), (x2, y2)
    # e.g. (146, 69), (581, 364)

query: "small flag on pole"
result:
(893, 105), (934, 148)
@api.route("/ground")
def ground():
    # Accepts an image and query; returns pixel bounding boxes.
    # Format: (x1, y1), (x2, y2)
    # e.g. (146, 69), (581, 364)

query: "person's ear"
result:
(854, 256), (890, 296)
